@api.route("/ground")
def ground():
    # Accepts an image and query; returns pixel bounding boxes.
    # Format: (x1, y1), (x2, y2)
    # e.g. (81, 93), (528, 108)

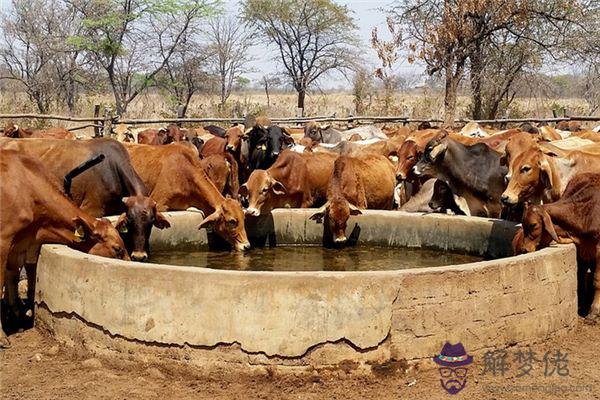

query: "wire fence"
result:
(1, 106), (599, 136)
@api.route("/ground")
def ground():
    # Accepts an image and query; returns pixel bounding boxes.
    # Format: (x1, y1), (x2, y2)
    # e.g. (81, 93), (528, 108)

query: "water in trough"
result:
(149, 245), (484, 272)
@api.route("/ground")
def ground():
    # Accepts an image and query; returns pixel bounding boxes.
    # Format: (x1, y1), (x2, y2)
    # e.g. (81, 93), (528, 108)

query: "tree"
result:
(242, 0), (359, 115)
(205, 16), (254, 109)
(157, 29), (212, 117)
(69, 0), (218, 115)
(351, 67), (374, 115)
(371, 17), (404, 113)
(1, 0), (65, 113)
(390, 0), (588, 125)
(261, 74), (281, 107)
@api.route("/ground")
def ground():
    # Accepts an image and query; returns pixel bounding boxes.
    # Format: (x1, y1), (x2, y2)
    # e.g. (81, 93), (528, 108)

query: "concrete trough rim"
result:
(41, 241), (573, 278)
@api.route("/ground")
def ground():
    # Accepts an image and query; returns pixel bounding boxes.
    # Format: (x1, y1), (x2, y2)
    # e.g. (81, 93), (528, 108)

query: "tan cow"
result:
(240, 150), (338, 216)
(502, 142), (600, 206)
(125, 144), (250, 251)
(310, 154), (396, 243)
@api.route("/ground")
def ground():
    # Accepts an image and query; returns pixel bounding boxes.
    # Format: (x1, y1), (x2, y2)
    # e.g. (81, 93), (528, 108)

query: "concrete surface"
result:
(35, 210), (578, 372)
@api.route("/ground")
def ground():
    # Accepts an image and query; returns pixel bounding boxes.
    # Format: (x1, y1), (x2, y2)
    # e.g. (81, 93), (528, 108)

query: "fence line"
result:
(1, 110), (599, 130)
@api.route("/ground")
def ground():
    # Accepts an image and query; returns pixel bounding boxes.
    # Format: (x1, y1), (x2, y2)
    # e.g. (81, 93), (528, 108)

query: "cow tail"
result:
(63, 154), (106, 199)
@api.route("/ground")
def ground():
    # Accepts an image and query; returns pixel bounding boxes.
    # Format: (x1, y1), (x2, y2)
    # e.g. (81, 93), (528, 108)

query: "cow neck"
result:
(117, 158), (149, 197)
(192, 167), (224, 215)
(35, 193), (99, 252)
(543, 154), (563, 201)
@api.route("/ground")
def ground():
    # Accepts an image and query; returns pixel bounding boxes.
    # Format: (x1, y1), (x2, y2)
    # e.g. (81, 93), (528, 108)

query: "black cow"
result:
(412, 134), (507, 218)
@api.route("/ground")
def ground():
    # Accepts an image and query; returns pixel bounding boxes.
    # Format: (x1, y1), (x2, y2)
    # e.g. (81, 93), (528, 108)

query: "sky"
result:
(227, 0), (424, 89)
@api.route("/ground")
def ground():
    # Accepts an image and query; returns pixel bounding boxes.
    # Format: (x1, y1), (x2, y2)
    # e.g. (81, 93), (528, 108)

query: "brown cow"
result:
(124, 144), (250, 251)
(137, 124), (184, 145)
(240, 150), (338, 216)
(200, 153), (239, 197)
(501, 143), (600, 206)
(2, 122), (74, 139)
(512, 173), (600, 320)
(395, 129), (442, 180)
(310, 154), (396, 243)
(0, 149), (129, 347)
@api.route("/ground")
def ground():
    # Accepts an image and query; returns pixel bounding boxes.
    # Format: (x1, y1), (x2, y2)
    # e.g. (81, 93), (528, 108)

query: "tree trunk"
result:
(297, 88), (306, 116)
(443, 64), (464, 128)
(469, 47), (484, 120)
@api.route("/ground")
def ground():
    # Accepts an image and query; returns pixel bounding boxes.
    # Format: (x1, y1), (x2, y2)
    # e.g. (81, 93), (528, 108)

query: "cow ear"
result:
(154, 211), (171, 230)
(429, 142), (447, 160)
(512, 228), (525, 255)
(238, 184), (248, 197)
(198, 209), (221, 230)
(272, 181), (287, 195)
(72, 216), (95, 242)
(320, 124), (330, 130)
(348, 203), (362, 216)
(499, 154), (507, 166)
(115, 213), (128, 233)
(541, 209), (559, 243)
(309, 201), (330, 224)
(539, 157), (554, 190)
(244, 128), (253, 135)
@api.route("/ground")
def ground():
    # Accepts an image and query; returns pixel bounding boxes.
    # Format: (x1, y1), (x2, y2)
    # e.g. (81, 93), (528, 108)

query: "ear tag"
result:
(74, 226), (85, 242)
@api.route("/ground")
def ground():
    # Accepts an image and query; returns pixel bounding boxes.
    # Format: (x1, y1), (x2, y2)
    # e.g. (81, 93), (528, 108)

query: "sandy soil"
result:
(1, 319), (599, 400)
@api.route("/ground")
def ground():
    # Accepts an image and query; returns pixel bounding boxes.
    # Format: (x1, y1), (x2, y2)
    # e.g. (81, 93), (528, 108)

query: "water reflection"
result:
(149, 246), (484, 272)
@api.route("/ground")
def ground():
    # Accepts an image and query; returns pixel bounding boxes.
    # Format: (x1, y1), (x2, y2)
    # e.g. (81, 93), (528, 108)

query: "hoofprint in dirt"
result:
(1, 320), (598, 400)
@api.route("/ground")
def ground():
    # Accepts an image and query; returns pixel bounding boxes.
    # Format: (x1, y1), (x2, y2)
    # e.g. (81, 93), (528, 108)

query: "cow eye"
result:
(407, 155), (414, 160)
(227, 219), (238, 228)
(520, 165), (531, 173)
(261, 187), (268, 193)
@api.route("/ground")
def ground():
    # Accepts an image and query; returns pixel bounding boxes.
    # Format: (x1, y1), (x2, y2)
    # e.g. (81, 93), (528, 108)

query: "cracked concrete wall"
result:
(35, 210), (577, 369)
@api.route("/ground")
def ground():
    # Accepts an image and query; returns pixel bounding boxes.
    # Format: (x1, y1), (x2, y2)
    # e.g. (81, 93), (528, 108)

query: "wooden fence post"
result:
(176, 105), (185, 127)
(93, 104), (101, 137)
(102, 107), (113, 137)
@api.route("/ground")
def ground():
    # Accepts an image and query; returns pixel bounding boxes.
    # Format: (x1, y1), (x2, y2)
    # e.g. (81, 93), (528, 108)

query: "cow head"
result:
(268, 126), (293, 158)
(164, 124), (184, 143)
(239, 170), (286, 216)
(395, 140), (420, 181)
(501, 148), (554, 206)
(309, 199), (362, 244)
(114, 196), (170, 262)
(198, 197), (250, 252)
(72, 216), (130, 260)
(2, 122), (20, 138)
(304, 122), (329, 143)
(500, 132), (540, 167)
(224, 125), (246, 153)
(413, 135), (448, 177)
(428, 180), (453, 212)
(514, 204), (559, 254)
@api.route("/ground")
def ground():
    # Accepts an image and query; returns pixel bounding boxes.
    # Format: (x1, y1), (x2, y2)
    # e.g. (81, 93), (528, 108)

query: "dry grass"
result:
(0, 90), (595, 130)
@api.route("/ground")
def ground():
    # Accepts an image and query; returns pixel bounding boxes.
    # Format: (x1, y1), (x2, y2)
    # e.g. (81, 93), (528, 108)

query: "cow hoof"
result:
(0, 334), (10, 349)
(584, 314), (599, 325)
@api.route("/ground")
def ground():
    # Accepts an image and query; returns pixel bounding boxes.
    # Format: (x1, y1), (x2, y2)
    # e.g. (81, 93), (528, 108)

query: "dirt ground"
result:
(1, 319), (599, 400)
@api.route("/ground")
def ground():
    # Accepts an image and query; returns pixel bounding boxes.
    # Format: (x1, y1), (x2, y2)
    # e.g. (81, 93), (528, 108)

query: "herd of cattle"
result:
(1, 116), (600, 347)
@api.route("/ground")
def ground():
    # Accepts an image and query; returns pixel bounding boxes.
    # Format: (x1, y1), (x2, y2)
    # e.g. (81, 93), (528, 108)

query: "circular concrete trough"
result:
(35, 210), (577, 373)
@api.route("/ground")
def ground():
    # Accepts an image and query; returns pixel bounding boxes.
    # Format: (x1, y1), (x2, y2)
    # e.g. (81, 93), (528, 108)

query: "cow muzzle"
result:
(236, 242), (251, 252)
(245, 207), (260, 217)
(226, 144), (235, 152)
(500, 193), (518, 206)
(131, 251), (148, 262)
(334, 236), (347, 244)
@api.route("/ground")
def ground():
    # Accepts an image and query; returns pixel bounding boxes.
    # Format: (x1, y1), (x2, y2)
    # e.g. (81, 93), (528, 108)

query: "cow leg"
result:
(5, 267), (22, 320)
(24, 263), (36, 316)
(0, 247), (9, 348)
(587, 250), (600, 321)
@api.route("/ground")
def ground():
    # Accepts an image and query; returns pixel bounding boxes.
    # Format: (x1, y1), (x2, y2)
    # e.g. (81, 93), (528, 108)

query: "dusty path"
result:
(1, 320), (599, 400)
